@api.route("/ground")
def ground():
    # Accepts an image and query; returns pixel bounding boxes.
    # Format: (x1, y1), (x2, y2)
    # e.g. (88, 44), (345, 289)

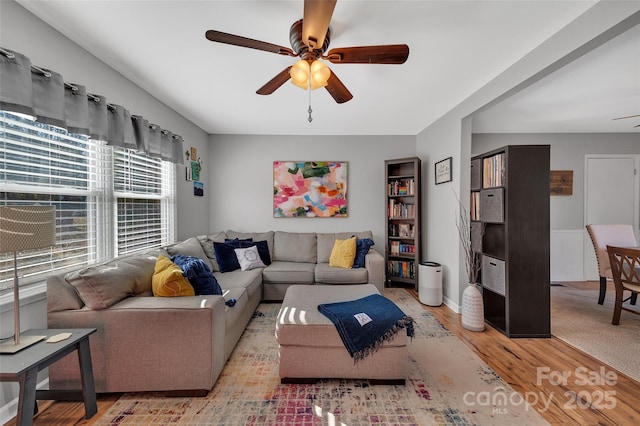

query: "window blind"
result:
(0, 111), (176, 291)
(113, 148), (175, 256)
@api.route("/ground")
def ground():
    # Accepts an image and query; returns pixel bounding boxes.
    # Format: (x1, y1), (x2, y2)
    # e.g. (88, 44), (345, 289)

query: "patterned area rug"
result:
(551, 287), (640, 382)
(97, 289), (547, 425)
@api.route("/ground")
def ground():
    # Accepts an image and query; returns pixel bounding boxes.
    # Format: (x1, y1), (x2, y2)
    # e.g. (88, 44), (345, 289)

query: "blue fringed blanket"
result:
(318, 294), (414, 363)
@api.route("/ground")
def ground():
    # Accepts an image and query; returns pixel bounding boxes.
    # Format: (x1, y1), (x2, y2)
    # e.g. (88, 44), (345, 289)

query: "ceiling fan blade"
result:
(325, 44), (410, 64)
(612, 114), (640, 120)
(256, 67), (293, 95)
(205, 30), (296, 57)
(303, 0), (337, 50)
(324, 71), (353, 104)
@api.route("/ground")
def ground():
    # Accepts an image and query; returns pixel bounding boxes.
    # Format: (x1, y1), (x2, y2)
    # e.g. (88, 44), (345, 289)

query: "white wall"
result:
(207, 134), (416, 250)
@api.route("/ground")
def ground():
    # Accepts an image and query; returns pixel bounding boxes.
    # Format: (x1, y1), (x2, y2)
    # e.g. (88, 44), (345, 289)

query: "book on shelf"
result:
(388, 179), (415, 196)
(482, 153), (505, 188)
(388, 260), (415, 279)
(389, 241), (415, 255)
(470, 192), (480, 221)
(388, 200), (415, 219)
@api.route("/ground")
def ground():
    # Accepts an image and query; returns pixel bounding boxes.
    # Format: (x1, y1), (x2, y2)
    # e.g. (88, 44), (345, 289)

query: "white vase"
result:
(462, 283), (485, 332)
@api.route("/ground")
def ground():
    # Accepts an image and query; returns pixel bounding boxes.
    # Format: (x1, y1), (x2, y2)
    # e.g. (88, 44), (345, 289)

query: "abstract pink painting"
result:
(273, 161), (348, 218)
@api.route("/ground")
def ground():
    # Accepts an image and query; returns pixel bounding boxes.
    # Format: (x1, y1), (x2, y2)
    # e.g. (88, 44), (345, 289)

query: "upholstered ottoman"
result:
(275, 284), (409, 383)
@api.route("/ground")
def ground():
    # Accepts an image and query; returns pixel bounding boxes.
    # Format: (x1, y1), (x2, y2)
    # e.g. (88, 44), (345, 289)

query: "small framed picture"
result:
(435, 157), (452, 185)
(193, 181), (204, 197)
(399, 223), (410, 237)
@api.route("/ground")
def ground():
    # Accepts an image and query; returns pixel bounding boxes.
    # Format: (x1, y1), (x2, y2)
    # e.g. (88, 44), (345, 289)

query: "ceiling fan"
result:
(613, 114), (640, 128)
(204, 0), (409, 104)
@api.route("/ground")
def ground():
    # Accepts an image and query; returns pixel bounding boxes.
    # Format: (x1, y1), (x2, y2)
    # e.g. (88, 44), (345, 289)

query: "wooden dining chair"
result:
(586, 224), (638, 305)
(606, 245), (640, 325)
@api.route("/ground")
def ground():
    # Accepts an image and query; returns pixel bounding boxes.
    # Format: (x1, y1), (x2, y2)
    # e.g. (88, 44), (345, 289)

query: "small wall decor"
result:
(186, 146), (202, 182)
(193, 181), (204, 197)
(435, 157), (452, 185)
(273, 161), (348, 218)
(550, 170), (573, 195)
(191, 160), (201, 181)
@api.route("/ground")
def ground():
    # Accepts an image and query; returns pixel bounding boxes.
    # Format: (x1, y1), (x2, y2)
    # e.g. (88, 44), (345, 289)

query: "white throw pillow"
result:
(234, 245), (266, 271)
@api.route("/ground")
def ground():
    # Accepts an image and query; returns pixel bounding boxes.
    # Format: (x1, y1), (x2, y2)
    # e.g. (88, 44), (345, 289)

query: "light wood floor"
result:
(5, 281), (639, 426)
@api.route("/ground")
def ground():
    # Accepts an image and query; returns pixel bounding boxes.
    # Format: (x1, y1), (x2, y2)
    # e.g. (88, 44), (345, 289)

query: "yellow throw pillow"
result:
(152, 255), (195, 297)
(329, 237), (357, 269)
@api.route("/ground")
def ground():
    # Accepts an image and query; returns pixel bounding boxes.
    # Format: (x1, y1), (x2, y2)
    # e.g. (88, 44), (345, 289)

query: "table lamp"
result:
(0, 206), (56, 353)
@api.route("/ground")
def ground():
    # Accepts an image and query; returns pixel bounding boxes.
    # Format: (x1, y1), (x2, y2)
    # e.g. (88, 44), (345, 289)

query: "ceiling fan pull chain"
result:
(307, 83), (313, 122)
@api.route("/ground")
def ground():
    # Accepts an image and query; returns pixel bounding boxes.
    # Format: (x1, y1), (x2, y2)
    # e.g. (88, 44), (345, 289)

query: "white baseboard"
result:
(443, 296), (460, 314)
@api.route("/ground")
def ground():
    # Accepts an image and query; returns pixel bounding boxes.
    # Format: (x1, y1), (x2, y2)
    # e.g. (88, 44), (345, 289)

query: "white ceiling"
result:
(15, 1), (638, 136)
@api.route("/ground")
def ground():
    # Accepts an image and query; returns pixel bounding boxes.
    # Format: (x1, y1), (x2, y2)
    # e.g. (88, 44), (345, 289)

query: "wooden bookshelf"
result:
(471, 145), (550, 337)
(385, 157), (421, 288)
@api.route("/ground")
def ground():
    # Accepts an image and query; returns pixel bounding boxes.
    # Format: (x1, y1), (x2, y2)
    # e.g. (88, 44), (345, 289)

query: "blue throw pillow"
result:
(171, 255), (222, 295)
(353, 238), (375, 268)
(227, 238), (271, 266)
(215, 238), (272, 271)
(213, 241), (242, 272)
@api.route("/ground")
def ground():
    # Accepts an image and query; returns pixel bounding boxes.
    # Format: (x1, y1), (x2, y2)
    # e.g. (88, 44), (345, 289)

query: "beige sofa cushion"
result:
(315, 263), (369, 284)
(262, 261), (315, 284)
(274, 231), (317, 263)
(226, 230), (275, 259)
(197, 231), (227, 272)
(166, 237), (214, 271)
(64, 252), (158, 310)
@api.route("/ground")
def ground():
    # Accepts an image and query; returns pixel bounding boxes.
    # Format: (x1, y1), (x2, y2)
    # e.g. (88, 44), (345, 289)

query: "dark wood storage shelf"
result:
(470, 145), (550, 338)
(385, 157), (421, 289)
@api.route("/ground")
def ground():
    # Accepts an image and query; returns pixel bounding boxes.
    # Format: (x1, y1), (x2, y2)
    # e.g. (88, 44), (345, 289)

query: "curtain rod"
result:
(31, 65), (52, 78)
(0, 47), (15, 59)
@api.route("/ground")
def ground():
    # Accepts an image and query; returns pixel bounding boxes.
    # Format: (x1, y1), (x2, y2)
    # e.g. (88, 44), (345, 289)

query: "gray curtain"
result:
(0, 46), (184, 163)
(172, 135), (185, 165)
(0, 48), (35, 117)
(107, 104), (126, 147)
(132, 115), (149, 154)
(161, 130), (173, 161)
(88, 93), (108, 141)
(64, 83), (90, 135)
(31, 67), (65, 129)
(148, 124), (162, 158)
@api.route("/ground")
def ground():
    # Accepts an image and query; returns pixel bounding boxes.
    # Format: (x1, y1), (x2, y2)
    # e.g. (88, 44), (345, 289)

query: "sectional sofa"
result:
(46, 230), (384, 394)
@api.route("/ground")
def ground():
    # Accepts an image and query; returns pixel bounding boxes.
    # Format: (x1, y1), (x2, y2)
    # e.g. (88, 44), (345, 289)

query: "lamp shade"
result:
(0, 206), (56, 253)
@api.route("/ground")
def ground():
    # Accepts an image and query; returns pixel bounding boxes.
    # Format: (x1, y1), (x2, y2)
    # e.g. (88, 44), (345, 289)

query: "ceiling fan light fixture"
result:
(309, 59), (330, 90)
(290, 59), (310, 89)
(290, 59), (330, 90)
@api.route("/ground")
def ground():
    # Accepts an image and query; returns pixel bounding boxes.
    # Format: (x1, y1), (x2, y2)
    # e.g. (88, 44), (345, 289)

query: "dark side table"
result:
(0, 328), (97, 426)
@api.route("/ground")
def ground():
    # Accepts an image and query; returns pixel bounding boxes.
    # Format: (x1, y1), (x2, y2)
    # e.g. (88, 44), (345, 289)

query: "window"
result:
(113, 149), (176, 255)
(0, 111), (176, 292)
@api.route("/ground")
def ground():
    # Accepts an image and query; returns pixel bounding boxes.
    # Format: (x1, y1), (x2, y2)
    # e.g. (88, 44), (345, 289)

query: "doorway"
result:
(583, 154), (640, 280)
